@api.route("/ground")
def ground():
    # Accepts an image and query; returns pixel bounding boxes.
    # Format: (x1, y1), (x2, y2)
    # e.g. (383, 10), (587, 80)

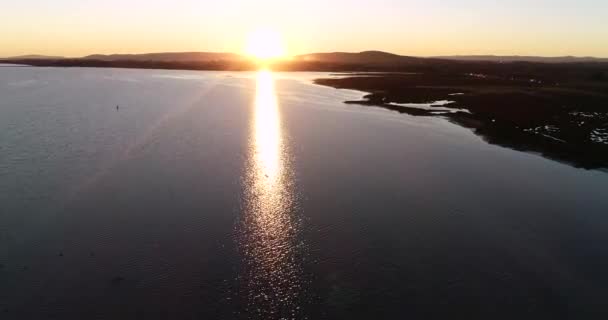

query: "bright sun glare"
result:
(245, 29), (286, 60)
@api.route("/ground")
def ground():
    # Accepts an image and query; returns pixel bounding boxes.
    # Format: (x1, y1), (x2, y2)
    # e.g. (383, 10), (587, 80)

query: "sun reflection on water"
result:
(238, 70), (303, 319)
(253, 70), (282, 184)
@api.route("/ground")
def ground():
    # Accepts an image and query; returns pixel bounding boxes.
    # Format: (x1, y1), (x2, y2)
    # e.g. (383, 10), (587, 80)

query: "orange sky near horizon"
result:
(1, 0), (607, 58)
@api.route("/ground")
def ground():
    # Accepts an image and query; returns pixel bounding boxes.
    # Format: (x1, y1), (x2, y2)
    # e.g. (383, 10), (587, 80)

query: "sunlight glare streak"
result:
(253, 69), (282, 182)
(237, 70), (304, 318)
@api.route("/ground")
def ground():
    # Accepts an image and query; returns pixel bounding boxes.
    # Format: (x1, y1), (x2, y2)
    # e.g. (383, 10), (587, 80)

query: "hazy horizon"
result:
(2, 0), (607, 58)
(3, 50), (608, 60)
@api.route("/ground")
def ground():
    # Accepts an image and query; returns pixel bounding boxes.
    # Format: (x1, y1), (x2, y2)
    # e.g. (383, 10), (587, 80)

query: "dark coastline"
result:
(0, 59), (258, 71)
(314, 71), (608, 169)
(0, 58), (402, 72)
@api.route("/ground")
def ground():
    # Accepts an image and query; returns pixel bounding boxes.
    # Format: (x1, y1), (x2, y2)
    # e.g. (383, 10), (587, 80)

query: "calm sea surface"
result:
(1, 67), (608, 319)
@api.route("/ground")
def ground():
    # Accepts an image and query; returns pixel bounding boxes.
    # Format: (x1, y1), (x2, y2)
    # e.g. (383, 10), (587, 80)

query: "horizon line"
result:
(2, 50), (608, 60)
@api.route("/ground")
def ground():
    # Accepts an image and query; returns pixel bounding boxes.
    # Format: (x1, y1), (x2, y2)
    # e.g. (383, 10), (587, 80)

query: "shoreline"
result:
(314, 73), (608, 169)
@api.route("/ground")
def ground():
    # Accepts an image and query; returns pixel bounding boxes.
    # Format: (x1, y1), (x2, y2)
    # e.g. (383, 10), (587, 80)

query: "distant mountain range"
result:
(433, 55), (608, 63)
(82, 52), (244, 62)
(3, 51), (607, 64)
(292, 51), (432, 65)
(294, 52), (608, 64)
(3, 54), (65, 60)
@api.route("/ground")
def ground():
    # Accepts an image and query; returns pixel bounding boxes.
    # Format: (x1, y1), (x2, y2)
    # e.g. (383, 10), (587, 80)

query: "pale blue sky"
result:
(1, 0), (607, 57)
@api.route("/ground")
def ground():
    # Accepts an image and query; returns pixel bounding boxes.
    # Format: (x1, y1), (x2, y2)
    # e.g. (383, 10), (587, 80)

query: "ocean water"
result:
(1, 67), (608, 319)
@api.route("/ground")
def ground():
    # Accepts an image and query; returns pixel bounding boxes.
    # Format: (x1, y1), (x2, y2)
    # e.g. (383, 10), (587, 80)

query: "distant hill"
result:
(83, 52), (244, 62)
(2, 54), (64, 60)
(434, 55), (608, 63)
(296, 51), (608, 64)
(294, 51), (431, 65)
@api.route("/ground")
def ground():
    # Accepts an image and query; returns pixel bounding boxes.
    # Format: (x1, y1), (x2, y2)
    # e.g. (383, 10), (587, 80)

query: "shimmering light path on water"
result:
(237, 70), (303, 319)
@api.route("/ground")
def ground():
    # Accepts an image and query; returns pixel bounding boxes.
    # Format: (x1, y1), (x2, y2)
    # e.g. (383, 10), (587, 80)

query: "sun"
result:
(245, 28), (287, 60)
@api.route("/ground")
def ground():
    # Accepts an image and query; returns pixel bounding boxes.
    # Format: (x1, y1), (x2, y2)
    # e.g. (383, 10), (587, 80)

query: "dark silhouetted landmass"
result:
(293, 51), (429, 64)
(83, 52), (244, 62)
(434, 55), (608, 63)
(315, 64), (608, 169)
(1, 54), (65, 60)
(1, 51), (442, 71)
(1, 58), (257, 71)
(3, 50), (608, 71)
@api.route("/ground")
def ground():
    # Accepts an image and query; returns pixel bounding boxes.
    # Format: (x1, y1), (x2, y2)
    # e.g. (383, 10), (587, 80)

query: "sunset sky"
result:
(1, 0), (607, 58)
